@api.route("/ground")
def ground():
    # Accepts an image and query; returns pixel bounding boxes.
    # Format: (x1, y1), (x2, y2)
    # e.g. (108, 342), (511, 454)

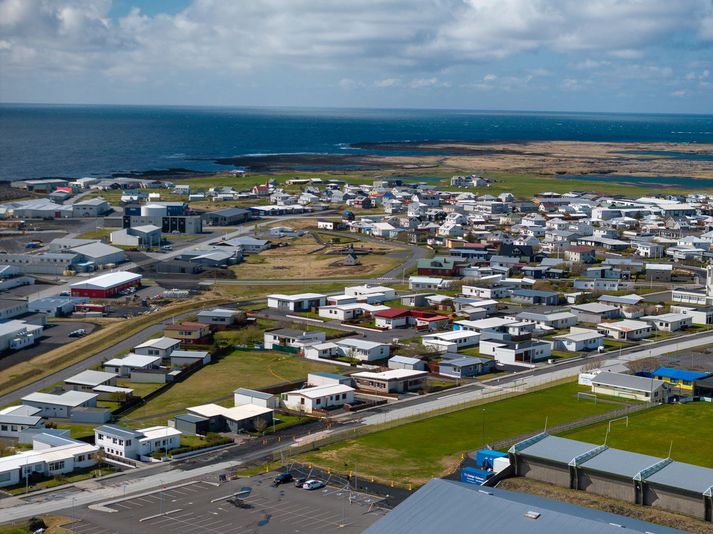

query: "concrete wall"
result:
(577, 471), (636, 502)
(517, 457), (571, 487)
(644, 485), (706, 520)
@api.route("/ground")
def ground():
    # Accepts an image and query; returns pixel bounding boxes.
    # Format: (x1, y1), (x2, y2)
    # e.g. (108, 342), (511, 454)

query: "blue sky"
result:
(1, 0), (712, 113)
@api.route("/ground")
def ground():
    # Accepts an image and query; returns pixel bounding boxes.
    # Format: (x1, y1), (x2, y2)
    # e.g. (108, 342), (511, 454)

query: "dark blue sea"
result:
(1, 104), (712, 180)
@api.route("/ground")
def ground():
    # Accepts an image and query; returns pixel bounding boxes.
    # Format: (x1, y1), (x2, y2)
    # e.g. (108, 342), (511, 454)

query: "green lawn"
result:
(302, 381), (625, 486)
(560, 402), (713, 468)
(120, 350), (342, 425)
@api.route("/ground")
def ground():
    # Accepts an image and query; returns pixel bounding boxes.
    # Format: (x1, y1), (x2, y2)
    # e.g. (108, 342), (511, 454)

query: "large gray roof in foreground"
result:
(363, 479), (683, 534)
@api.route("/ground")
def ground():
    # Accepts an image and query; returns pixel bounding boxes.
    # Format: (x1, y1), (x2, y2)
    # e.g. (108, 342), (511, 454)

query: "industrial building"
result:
(590, 372), (670, 402)
(69, 271), (142, 298)
(110, 225), (162, 248)
(0, 252), (81, 275)
(0, 320), (43, 352)
(364, 478), (680, 534)
(202, 207), (251, 226)
(71, 197), (111, 217)
(509, 433), (713, 523)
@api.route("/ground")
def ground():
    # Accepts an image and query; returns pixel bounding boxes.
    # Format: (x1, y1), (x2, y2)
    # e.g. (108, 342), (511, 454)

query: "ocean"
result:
(1, 104), (712, 180)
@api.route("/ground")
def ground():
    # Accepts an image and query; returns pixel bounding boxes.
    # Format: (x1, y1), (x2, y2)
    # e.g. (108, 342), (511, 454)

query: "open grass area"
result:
(212, 281), (353, 300)
(0, 515), (74, 534)
(302, 381), (624, 486)
(230, 234), (404, 280)
(560, 401), (713, 468)
(120, 350), (342, 425)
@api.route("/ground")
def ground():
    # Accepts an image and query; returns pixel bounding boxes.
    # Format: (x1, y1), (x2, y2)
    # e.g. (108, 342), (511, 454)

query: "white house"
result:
(551, 330), (605, 352)
(263, 329), (326, 350)
(283, 384), (355, 414)
(21, 391), (98, 419)
(409, 276), (452, 290)
(344, 285), (396, 302)
(597, 319), (654, 341)
(267, 293), (327, 312)
(641, 313), (693, 332)
(0, 433), (98, 488)
(303, 342), (341, 360)
(479, 339), (551, 365)
(103, 354), (161, 377)
(334, 338), (390, 361)
(421, 331), (480, 353)
(94, 424), (182, 460)
(0, 405), (44, 438)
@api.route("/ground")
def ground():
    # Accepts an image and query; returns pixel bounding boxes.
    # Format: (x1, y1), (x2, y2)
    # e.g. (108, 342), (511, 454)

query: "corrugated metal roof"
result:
(363, 479), (682, 534)
(517, 435), (598, 464)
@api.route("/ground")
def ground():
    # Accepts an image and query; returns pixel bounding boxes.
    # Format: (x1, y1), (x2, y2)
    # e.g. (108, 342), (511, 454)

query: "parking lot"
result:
(65, 472), (386, 534)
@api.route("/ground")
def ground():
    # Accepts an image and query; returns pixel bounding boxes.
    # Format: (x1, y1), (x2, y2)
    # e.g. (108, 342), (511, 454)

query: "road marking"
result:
(139, 508), (183, 522)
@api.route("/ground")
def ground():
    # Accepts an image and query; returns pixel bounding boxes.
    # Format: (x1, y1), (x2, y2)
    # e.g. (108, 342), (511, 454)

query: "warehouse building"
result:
(202, 207), (251, 226)
(110, 225), (161, 248)
(71, 197), (111, 217)
(363, 478), (680, 534)
(70, 271), (142, 298)
(0, 252), (81, 275)
(28, 296), (87, 317)
(70, 242), (126, 266)
(0, 320), (43, 352)
(509, 433), (713, 523)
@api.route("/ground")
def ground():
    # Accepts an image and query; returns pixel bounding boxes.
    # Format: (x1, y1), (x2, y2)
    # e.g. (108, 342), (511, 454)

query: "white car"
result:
(302, 479), (325, 490)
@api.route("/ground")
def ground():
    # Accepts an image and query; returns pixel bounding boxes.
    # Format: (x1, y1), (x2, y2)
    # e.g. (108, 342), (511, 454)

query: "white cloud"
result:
(483, 73), (497, 82)
(671, 89), (686, 97)
(374, 78), (401, 87)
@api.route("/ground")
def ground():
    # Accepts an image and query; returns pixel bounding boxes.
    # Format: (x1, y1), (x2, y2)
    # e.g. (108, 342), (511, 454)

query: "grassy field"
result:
(230, 234), (404, 280)
(301, 381), (625, 486)
(560, 402), (713, 468)
(120, 350), (342, 425)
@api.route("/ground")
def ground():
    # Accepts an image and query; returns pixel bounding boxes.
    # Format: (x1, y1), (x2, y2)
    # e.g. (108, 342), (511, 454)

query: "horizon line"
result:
(1, 101), (712, 118)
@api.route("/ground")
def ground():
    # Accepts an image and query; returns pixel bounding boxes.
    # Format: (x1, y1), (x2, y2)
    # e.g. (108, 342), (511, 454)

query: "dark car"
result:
(293, 477), (307, 488)
(272, 473), (293, 486)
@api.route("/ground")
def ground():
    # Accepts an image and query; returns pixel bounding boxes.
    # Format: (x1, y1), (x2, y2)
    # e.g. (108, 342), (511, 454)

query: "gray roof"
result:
(591, 372), (666, 393)
(363, 479), (682, 534)
(233, 388), (274, 399)
(439, 356), (491, 367)
(65, 369), (117, 386)
(95, 424), (144, 440)
(71, 242), (124, 258)
(134, 336), (181, 350)
(580, 448), (662, 479)
(645, 461), (713, 494)
(516, 435), (598, 464)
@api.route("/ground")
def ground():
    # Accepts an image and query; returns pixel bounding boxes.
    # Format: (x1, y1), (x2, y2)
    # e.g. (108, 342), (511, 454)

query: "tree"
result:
(254, 417), (269, 435)
(94, 449), (106, 477)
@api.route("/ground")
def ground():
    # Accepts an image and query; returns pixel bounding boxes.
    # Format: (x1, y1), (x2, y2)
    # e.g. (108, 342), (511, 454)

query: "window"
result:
(98, 433), (103, 440)
(126, 440), (131, 446)
(49, 461), (65, 471)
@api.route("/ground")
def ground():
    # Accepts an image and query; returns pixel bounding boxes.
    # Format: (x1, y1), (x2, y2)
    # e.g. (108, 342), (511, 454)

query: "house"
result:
(103, 354), (161, 377)
(133, 337), (181, 358)
(669, 305), (713, 325)
(196, 308), (244, 328)
(564, 246), (596, 263)
(374, 308), (412, 329)
(70, 271), (142, 298)
(388, 355), (427, 371)
(64, 370), (117, 392)
(351, 369), (427, 394)
(94, 424), (181, 460)
(318, 303), (386, 322)
(597, 294), (646, 318)
(263, 329), (326, 350)
(641, 312), (692, 332)
(421, 330), (479, 353)
(21, 391), (104, 421)
(307, 372), (353, 387)
(645, 263), (672, 282)
(164, 322), (211, 344)
(344, 285), (396, 302)
(479, 339), (552, 365)
(334, 338), (390, 361)
(597, 319), (654, 341)
(510, 289), (560, 306)
(571, 302), (621, 324)
(408, 276), (451, 291)
(185, 403), (274, 433)
(651, 367), (711, 394)
(303, 342), (341, 360)
(233, 388), (279, 410)
(0, 433), (97, 488)
(515, 310), (577, 330)
(283, 384), (355, 414)
(437, 355), (496, 378)
(267, 292), (327, 312)
(417, 256), (470, 276)
(551, 330), (605, 352)
(591, 372), (669, 402)
(0, 405), (44, 439)
(221, 236), (271, 253)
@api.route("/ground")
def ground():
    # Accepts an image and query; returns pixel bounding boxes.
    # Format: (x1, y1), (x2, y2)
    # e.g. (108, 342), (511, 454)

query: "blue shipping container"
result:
(460, 467), (492, 486)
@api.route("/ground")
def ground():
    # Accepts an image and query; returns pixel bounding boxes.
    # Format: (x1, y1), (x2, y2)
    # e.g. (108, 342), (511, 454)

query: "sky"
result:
(1, 0), (712, 113)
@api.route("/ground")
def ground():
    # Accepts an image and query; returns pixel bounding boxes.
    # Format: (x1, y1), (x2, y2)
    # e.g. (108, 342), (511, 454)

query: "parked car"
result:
(272, 473), (293, 486)
(293, 477), (307, 488)
(302, 479), (325, 491)
(69, 329), (87, 337)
